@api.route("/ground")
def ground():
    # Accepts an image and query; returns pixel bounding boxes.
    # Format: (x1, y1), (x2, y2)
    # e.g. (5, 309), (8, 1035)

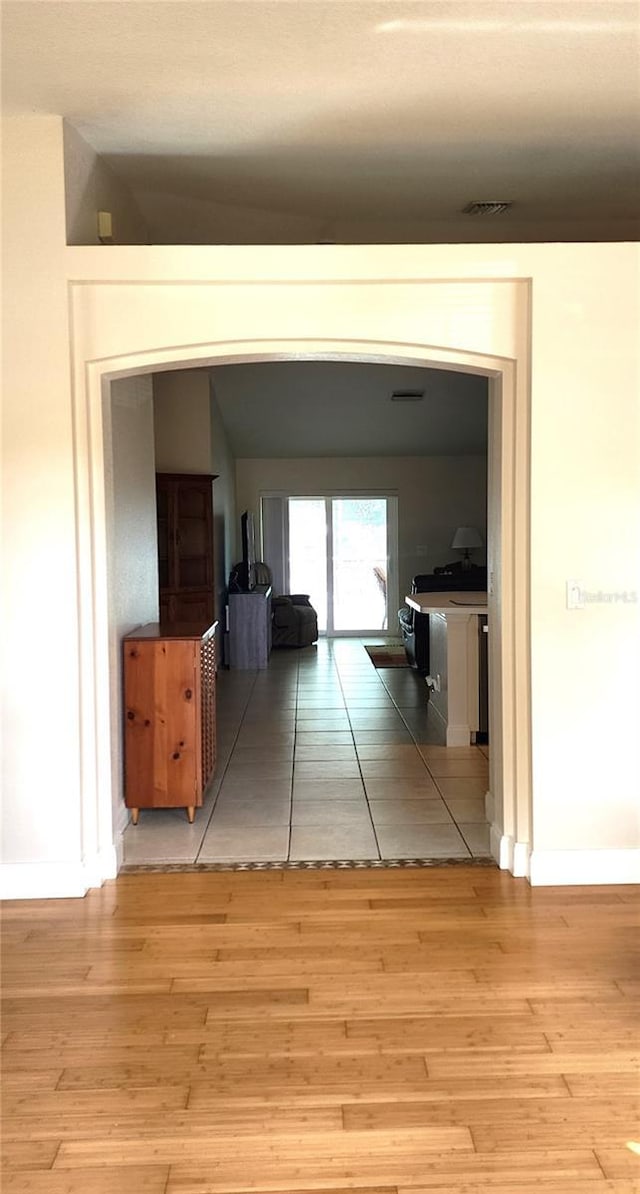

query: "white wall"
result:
(236, 455), (487, 604)
(104, 376), (158, 840)
(63, 122), (149, 245)
(2, 113), (639, 893)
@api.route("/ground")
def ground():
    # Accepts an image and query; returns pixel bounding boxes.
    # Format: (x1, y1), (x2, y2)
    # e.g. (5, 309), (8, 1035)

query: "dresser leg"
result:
(131, 808), (139, 825)
(186, 806), (195, 823)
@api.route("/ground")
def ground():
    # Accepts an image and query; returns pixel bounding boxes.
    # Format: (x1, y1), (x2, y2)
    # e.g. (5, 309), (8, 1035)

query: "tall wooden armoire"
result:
(156, 472), (217, 625)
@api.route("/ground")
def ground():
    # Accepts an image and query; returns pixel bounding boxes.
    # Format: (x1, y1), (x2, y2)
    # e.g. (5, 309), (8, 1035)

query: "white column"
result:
(443, 610), (479, 747)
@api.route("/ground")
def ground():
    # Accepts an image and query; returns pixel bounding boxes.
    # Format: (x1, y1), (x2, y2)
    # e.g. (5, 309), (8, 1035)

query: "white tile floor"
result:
(122, 637), (491, 865)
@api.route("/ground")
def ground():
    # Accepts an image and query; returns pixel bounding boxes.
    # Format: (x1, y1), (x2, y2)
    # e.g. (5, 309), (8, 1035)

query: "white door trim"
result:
(67, 321), (530, 892)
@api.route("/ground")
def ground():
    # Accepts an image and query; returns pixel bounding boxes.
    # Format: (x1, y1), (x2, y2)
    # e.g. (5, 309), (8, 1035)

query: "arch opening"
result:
(76, 338), (529, 884)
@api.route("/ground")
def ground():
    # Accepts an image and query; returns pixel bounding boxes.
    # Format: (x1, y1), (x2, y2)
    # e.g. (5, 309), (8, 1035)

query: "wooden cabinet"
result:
(156, 473), (217, 625)
(123, 621), (217, 823)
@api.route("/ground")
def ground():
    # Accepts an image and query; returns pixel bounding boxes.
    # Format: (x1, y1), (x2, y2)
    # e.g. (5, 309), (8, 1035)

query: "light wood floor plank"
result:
(2, 1105), (343, 1143)
(164, 1146), (605, 1191)
(1, 1141), (60, 1171)
(2, 866), (638, 1192)
(0, 1166), (170, 1192)
(597, 1147), (640, 1179)
(53, 1125), (474, 1169)
(400, 1184), (637, 1193)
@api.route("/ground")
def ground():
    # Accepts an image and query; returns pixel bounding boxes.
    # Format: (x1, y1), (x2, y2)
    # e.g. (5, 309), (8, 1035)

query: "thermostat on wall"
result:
(97, 211), (113, 243)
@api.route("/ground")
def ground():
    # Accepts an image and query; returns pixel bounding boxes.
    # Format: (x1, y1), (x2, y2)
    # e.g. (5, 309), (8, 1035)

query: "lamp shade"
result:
(451, 526), (483, 550)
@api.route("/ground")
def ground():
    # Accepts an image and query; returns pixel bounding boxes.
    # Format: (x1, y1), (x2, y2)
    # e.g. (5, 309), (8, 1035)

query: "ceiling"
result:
(209, 361), (488, 457)
(2, 0), (639, 244)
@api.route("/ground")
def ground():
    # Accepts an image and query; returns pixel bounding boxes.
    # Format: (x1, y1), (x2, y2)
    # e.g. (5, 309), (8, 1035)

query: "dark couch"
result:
(271, 593), (318, 648)
(398, 563), (487, 674)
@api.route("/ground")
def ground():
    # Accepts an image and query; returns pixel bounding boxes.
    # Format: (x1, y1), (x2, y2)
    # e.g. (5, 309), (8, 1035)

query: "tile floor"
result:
(122, 637), (491, 865)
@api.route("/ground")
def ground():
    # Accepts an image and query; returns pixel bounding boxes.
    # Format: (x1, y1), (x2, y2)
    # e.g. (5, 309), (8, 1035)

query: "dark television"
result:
(238, 510), (257, 591)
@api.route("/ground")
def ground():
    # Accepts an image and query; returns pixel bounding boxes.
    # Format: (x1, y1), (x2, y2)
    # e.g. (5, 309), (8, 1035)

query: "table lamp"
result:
(450, 526), (483, 570)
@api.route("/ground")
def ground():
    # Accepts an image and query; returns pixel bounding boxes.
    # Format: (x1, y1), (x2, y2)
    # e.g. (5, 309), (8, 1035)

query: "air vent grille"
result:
(462, 201), (513, 216)
(390, 390), (425, 402)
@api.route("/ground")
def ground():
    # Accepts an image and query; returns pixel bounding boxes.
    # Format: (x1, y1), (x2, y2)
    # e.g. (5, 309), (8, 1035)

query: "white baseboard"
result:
(529, 848), (640, 886)
(512, 841), (531, 877)
(489, 828), (531, 878)
(486, 835), (639, 886)
(82, 845), (119, 889)
(490, 825), (510, 869)
(446, 723), (472, 747)
(0, 847), (119, 900)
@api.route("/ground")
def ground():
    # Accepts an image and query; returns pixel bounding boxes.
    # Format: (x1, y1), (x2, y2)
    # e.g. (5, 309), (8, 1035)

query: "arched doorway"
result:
(70, 293), (530, 887)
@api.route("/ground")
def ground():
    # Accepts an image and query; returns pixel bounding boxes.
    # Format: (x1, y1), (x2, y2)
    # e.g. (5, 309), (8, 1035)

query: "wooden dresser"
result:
(228, 585), (273, 668)
(123, 621), (217, 823)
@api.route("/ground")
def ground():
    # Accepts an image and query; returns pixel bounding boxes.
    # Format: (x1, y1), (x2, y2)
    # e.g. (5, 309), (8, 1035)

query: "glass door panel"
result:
(332, 498), (388, 631)
(288, 498), (328, 632)
(286, 496), (390, 635)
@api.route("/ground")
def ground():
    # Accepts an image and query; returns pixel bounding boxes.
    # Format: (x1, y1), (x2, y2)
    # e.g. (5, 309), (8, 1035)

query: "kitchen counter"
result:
(404, 591), (488, 747)
(406, 590), (488, 615)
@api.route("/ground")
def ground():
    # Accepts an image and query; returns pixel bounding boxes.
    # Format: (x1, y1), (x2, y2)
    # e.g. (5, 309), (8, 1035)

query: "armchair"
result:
(254, 562), (319, 648)
(271, 593), (318, 647)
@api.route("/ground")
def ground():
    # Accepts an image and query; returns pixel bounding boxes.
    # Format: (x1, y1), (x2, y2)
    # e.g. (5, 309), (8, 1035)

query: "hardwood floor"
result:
(1, 867), (639, 1192)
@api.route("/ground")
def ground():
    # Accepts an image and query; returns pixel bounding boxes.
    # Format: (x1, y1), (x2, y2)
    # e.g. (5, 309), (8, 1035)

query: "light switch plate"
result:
(566, 580), (585, 609)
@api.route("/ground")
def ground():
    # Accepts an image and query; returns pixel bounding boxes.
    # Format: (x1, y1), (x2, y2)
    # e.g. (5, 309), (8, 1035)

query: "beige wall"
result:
(153, 369), (238, 623)
(63, 122), (149, 245)
(104, 376), (158, 836)
(2, 113), (639, 893)
(1, 115), (84, 889)
(527, 250), (639, 867)
(63, 245), (638, 884)
(236, 455), (487, 603)
(153, 370), (213, 474)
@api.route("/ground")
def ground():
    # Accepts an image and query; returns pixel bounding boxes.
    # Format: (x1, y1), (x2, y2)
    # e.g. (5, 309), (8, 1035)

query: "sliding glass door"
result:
(331, 498), (388, 631)
(286, 496), (395, 635)
(288, 498), (328, 633)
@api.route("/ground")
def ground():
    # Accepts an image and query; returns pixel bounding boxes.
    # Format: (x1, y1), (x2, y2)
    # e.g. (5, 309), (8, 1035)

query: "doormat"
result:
(364, 643), (409, 668)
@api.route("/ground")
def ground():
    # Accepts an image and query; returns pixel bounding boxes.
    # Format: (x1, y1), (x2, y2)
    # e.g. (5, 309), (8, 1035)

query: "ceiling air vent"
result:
(390, 390), (425, 402)
(462, 201), (513, 216)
